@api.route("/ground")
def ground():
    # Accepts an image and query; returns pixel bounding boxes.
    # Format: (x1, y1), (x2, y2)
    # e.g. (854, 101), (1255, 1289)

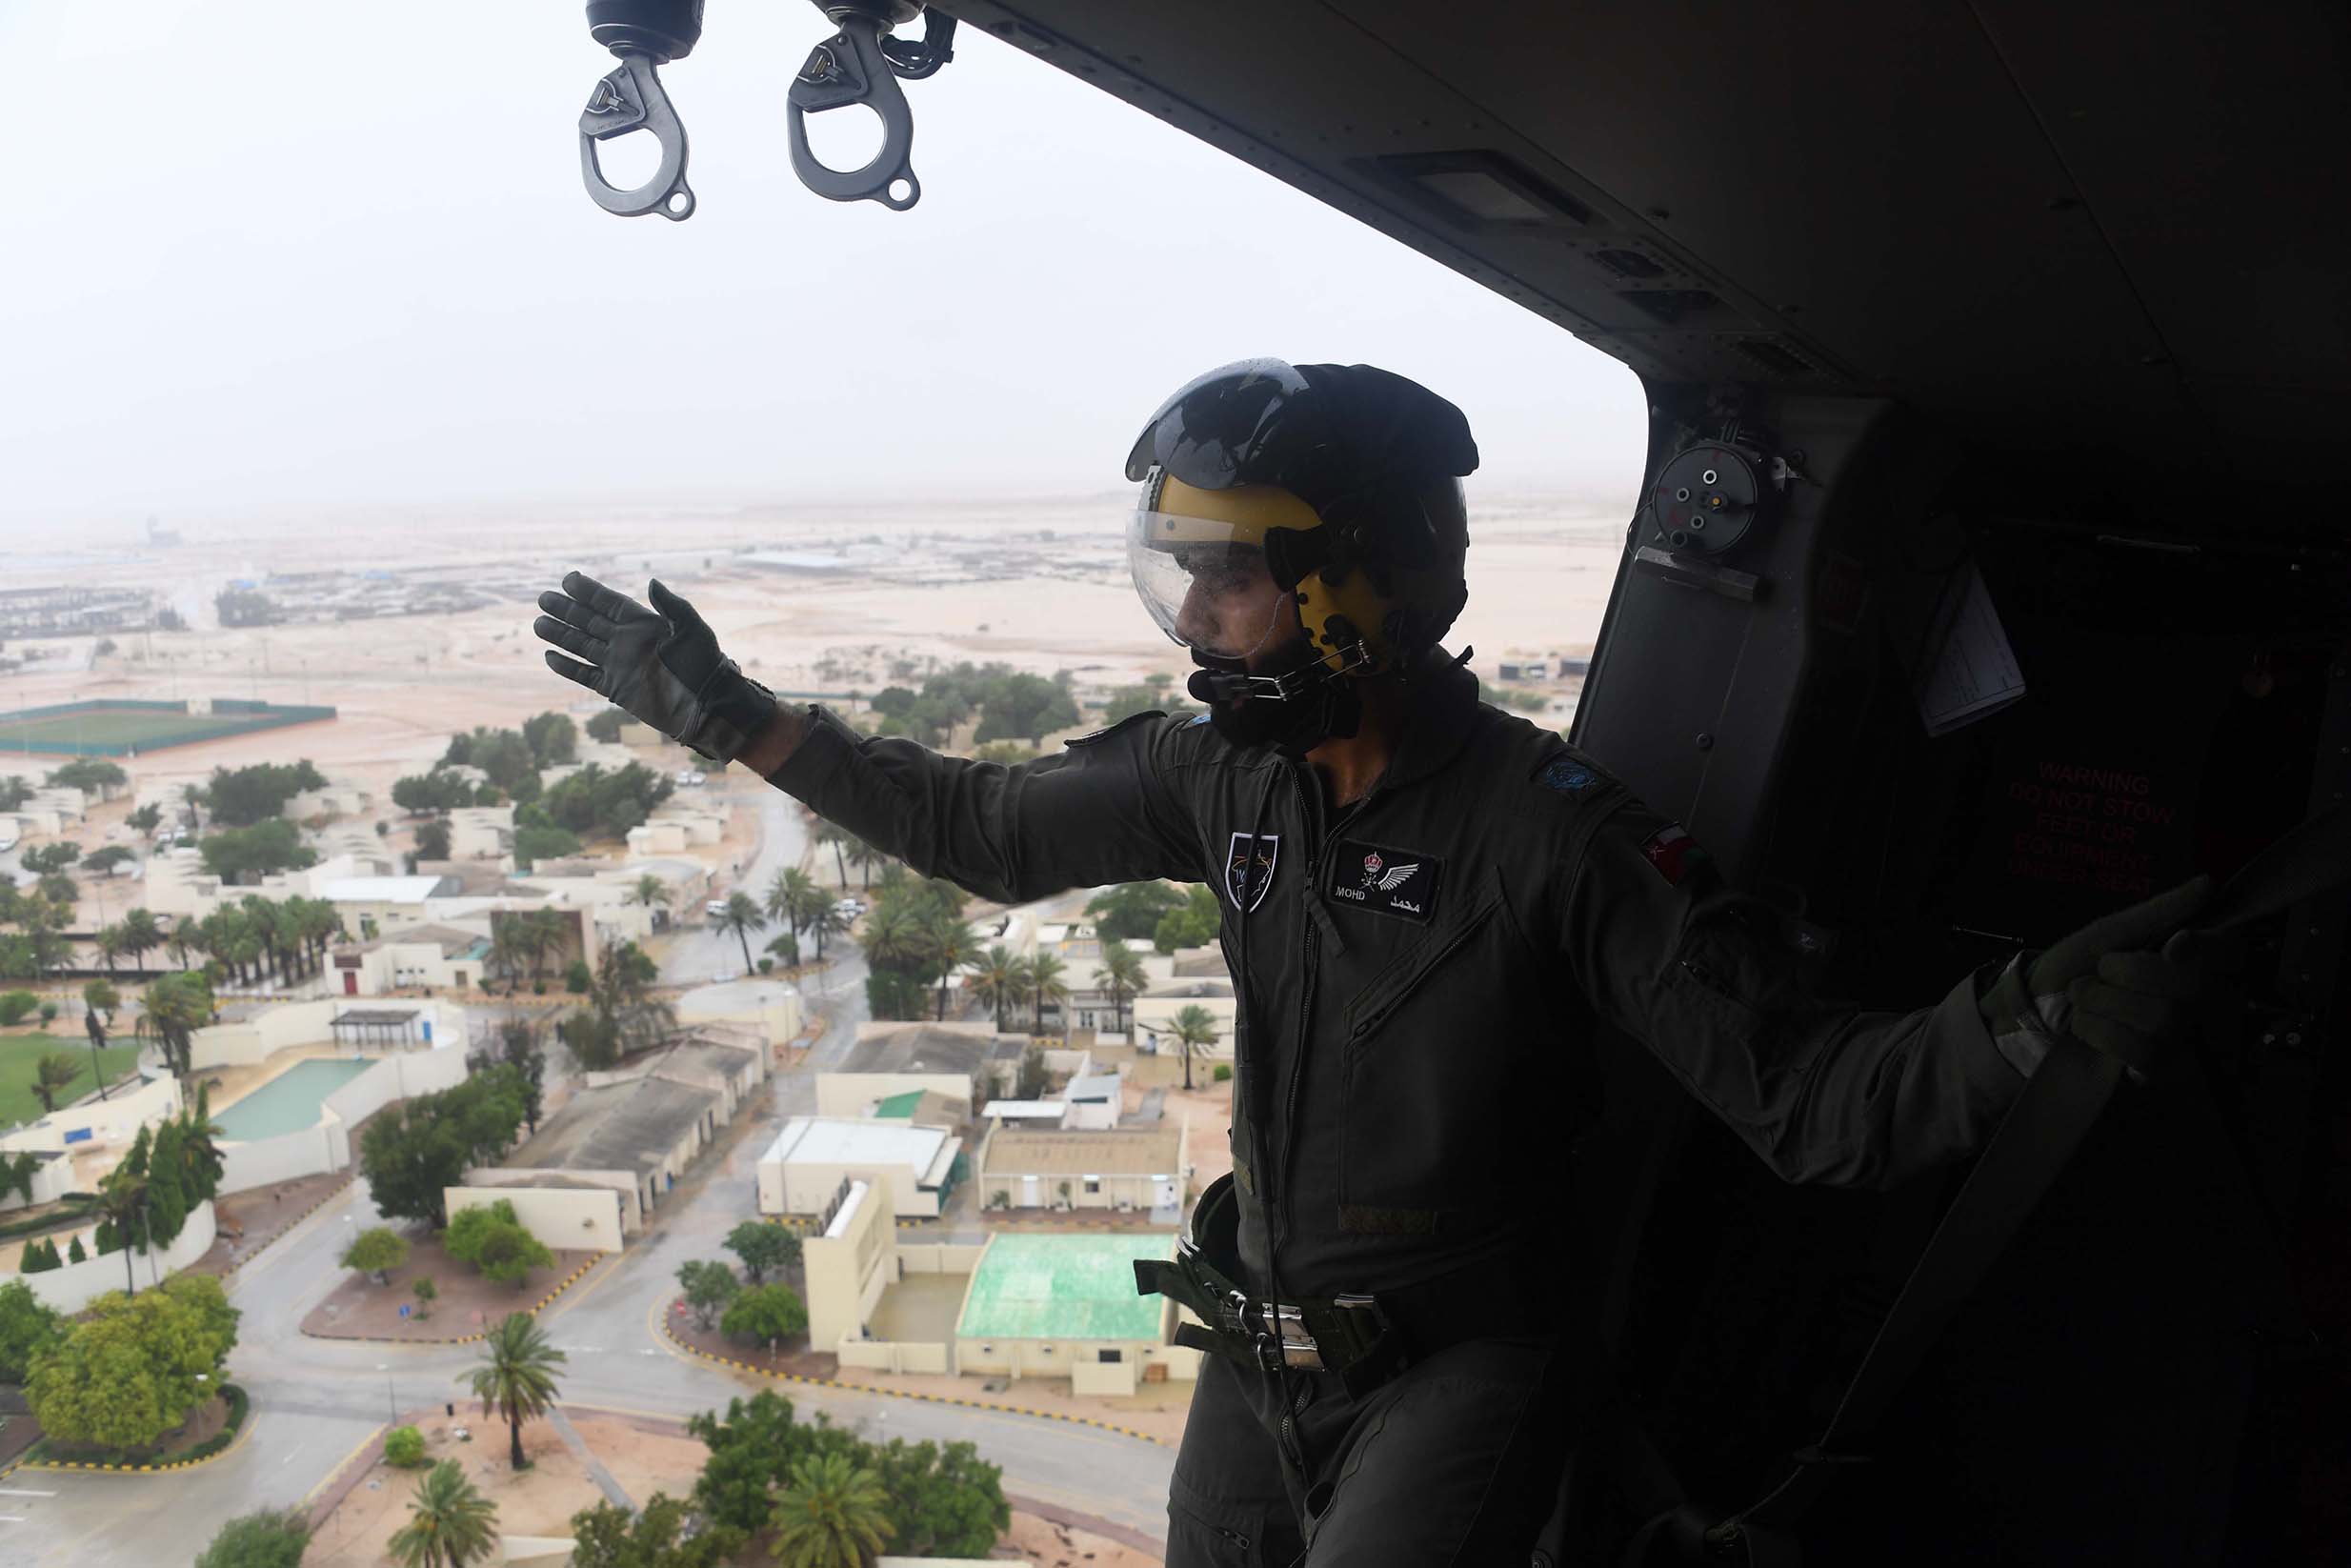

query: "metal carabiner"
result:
(786, 15), (921, 210)
(579, 51), (695, 220)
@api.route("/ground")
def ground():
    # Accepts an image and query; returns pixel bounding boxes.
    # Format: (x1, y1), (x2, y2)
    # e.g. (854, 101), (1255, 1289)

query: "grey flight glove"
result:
(1979, 874), (2213, 1083)
(533, 572), (778, 766)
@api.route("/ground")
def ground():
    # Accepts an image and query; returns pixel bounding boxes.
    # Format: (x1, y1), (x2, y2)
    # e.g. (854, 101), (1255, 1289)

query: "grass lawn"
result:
(0, 1034), (144, 1127)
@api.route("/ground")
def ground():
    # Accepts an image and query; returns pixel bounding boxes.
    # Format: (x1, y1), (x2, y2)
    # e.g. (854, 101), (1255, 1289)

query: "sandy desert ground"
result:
(4, 494), (1623, 807)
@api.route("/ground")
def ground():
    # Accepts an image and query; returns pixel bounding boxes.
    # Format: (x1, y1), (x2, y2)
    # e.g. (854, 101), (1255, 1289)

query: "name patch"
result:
(1326, 839), (1442, 924)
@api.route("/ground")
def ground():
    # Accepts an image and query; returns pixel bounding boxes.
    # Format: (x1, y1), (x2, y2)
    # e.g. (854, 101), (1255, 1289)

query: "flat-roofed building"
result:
(758, 1116), (963, 1219)
(505, 1074), (725, 1226)
(953, 1232), (1200, 1395)
(976, 1125), (1186, 1215)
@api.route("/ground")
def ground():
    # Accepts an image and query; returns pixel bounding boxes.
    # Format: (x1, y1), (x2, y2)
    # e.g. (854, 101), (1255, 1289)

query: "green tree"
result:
(721, 1282), (809, 1349)
(923, 912), (975, 1022)
(710, 892), (766, 976)
(144, 970), (215, 1079)
(766, 867), (818, 940)
(341, 1226), (412, 1286)
(34, 873), (77, 907)
(21, 842), (83, 875)
(193, 1507), (311, 1568)
(414, 818), (452, 861)
(676, 1258), (740, 1330)
(724, 1219), (799, 1285)
(358, 1068), (528, 1226)
(412, 1277), (438, 1319)
(0, 990), (37, 1027)
(1154, 882), (1223, 954)
(769, 1450), (893, 1568)
(81, 845), (135, 874)
(388, 1459), (499, 1568)
(444, 1199), (553, 1287)
(0, 1280), (62, 1380)
(522, 711), (578, 769)
(1084, 880), (1185, 942)
(584, 709), (627, 743)
(1015, 1043), (1050, 1101)
(66, 1233), (87, 1263)
(82, 976), (120, 1017)
(463, 1313), (567, 1471)
(126, 802), (164, 835)
(19, 1237), (60, 1273)
(197, 819), (316, 885)
(1094, 939), (1149, 1036)
(691, 1392), (806, 1535)
(3, 1150), (37, 1204)
(1028, 951), (1070, 1034)
(514, 819), (582, 868)
(30, 1051), (81, 1114)
(385, 1423), (428, 1467)
(200, 760), (326, 827)
(392, 770), (478, 815)
(870, 1437), (1012, 1559)
(47, 759), (129, 795)
(144, 1119), (190, 1245)
(571, 1492), (742, 1568)
(1170, 1003), (1223, 1093)
(25, 1274), (238, 1450)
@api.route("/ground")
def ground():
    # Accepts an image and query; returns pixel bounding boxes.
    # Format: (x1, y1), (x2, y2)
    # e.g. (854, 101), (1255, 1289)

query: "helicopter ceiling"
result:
(940, 2), (2351, 513)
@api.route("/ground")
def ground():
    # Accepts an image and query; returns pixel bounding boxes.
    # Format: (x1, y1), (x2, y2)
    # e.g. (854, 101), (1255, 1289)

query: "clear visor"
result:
(1127, 500), (1290, 662)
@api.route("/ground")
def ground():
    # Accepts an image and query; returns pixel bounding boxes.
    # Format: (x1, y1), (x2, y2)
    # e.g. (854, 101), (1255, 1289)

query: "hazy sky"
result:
(0, 2), (1643, 526)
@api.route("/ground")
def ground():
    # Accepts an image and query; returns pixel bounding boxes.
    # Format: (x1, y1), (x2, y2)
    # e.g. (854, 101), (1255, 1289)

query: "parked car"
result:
(704, 899), (729, 918)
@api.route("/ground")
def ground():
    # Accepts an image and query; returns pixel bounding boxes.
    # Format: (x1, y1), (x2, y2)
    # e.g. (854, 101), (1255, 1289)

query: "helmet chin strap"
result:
(1187, 643), (1365, 751)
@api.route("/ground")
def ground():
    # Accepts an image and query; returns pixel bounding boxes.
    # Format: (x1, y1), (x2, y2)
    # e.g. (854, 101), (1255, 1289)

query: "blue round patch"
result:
(1540, 756), (1598, 794)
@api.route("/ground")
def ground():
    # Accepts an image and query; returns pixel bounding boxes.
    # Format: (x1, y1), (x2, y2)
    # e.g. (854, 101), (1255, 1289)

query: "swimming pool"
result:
(211, 1057), (378, 1141)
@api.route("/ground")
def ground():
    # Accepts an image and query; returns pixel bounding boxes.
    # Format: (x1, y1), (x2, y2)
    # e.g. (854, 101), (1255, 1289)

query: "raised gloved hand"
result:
(534, 572), (778, 765)
(1980, 874), (2212, 1081)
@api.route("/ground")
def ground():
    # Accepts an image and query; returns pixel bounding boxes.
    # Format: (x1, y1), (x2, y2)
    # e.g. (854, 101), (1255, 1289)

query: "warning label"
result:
(2000, 760), (2174, 898)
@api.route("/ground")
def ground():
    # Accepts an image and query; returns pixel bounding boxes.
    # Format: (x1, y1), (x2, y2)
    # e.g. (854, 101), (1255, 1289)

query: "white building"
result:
(758, 1116), (963, 1220)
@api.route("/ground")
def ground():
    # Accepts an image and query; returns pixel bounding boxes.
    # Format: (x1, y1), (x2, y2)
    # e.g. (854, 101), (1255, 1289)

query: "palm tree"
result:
(1170, 1003), (1222, 1093)
(163, 918), (199, 975)
(30, 1052), (81, 1114)
(811, 817), (851, 887)
(387, 1459), (499, 1568)
(463, 1312), (567, 1471)
(625, 874), (670, 930)
(710, 892), (767, 976)
(525, 909), (569, 984)
(119, 907), (162, 975)
(856, 903), (927, 974)
(143, 973), (213, 1080)
(93, 923), (127, 975)
(844, 838), (886, 891)
(806, 903), (847, 962)
(966, 946), (1029, 1035)
(789, 884), (834, 948)
(769, 1450), (894, 1568)
(1094, 940), (1148, 1038)
(93, 1170), (149, 1293)
(923, 912), (975, 1022)
(489, 916), (532, 991)
(1029, 951), (1070, 1035)
(768, 867), (819, 939)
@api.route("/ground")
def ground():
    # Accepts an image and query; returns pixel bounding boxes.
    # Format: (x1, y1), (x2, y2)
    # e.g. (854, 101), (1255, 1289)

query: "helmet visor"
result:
(1127, 499), (1291, 661)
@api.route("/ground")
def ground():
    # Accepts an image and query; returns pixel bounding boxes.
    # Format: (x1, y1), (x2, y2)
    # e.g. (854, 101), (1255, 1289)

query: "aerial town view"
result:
(49, 4), (2346, 1567)
(0, 472), (1619, 1566)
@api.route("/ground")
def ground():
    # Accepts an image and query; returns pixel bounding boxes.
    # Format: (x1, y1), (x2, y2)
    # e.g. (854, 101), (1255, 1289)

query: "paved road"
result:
(9, 928), (1170, 1565)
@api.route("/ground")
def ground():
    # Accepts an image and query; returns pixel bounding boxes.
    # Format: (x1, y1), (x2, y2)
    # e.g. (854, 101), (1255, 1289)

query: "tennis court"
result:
(211, 1056), (377, 1141)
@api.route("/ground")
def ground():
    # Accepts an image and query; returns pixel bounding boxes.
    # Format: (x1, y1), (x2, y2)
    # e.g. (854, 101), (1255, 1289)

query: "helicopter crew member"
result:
(533, 359), (2204, 1565)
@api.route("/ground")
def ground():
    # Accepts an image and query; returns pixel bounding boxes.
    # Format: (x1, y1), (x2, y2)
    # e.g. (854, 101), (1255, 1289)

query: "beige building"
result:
(497, 1030), (764, 1231)
(331, 921), (492, 995)
(758, 1116), (963, 1219)
(976, 1125), (1186, 1214)
(953, 1232), (1200, 1395)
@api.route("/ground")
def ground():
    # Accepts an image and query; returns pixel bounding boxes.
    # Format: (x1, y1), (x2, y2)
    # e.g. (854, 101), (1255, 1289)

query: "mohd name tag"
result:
(1326, 839), (1442, 924)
